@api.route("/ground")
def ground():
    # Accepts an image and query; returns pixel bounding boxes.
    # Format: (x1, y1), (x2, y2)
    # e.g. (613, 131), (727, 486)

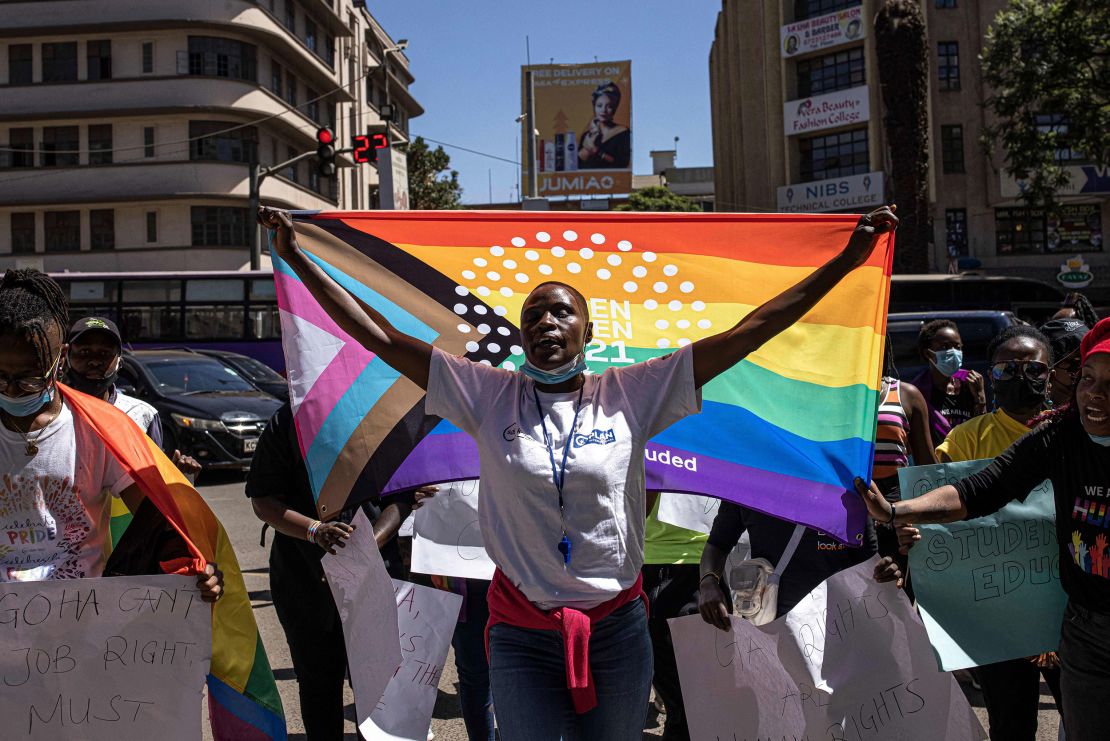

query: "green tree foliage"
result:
(981, 0), (1110, 208)
(615, 185), (702, 212)
(401, 136), (463, 210)
(875, 0), (930, 273)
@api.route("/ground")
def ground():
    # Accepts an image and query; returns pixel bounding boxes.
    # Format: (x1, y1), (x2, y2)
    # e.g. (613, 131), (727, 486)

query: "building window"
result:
(10, 212), (35, 254)
(1035, 113), (1086, 163)
(306, 89), (319, 123)
(799, 127), (869, 182)
(941, 124), (965, 173)
(143, 127), (155, 157)
(41, 126), (79, 167)
(44, 211), (80, 252)
(324, 35), (335, 67)
(945, 209), (968, 257)
(937, 41), (960, 91)
(794, 0), (858, 22)
(189, 121), (258, 163)
(285, 145), (297, 182)
(305, 19), (317, 53)
(90, 209), (115, 251)
(936, 0), (956, 7)
(146, 211), (158, 243)
(271, 60), (283, 96)
(284, 0), (295, 32)
(191, 207), (250, 247)
(86, 40), (111, 80)
(796, 47), (865, 98)
(187, 37), (257, 81)
(142, 42), (154, 74)
(88, 124), (113, 165)
(285, 71), (297, 106)
(8, 44), (32, 85)
(42, 42), (78, 82)
(996, 204), (1102, 255)
(6, 128), (34, 168)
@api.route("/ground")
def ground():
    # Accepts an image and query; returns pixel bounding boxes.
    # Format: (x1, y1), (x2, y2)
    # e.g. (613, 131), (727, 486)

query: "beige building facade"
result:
(0, 0), (421, 272)
(710, 0), (1109, 296)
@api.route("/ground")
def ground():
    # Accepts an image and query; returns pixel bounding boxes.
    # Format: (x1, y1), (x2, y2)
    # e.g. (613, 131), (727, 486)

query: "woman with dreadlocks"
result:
(0, 269), (222, 597)
(857, 316), (1110, 741)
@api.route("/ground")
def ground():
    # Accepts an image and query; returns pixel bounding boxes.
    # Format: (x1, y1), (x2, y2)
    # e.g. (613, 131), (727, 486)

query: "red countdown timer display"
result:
(352, 133), (389, 163)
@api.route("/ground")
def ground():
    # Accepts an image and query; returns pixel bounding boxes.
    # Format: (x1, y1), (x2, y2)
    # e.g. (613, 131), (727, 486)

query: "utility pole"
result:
(247, 149), (327, 270)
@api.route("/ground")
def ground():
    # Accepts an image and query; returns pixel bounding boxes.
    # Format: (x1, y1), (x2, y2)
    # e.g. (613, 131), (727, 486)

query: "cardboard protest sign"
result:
(360, 580), (462, 741)
(411, 480), (495, 580)
(670, 559), (985, 741)
(657, 491), (721, 534)
(899, 460), (1068, 670)
(323, 508), (402, 729)
(0, 574), (211, 741)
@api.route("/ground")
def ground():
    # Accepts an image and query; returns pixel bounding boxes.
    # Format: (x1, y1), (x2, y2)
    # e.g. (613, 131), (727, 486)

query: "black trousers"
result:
(977, 657), (1062, 740)
(1060, 601), (1110, 741)
(641, 563), (701, 741)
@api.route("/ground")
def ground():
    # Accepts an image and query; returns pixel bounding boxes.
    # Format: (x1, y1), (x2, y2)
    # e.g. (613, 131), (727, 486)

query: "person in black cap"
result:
(1041, 318), (1090, 409)
(64, 316), (200, 475)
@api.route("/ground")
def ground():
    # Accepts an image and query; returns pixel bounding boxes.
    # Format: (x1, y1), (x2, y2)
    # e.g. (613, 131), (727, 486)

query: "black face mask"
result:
(64, 368), (118, 398)
(993, 376), (1047, 412)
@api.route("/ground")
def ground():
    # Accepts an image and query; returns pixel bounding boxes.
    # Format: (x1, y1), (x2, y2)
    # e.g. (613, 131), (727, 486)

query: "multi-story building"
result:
(710, 0), (1108, 295)
(0, 0), (421, 272)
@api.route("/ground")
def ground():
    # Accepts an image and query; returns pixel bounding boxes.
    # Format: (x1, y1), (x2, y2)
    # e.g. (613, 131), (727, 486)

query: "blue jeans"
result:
(488, 599), (652, 741)
(452, 579), (496, 741)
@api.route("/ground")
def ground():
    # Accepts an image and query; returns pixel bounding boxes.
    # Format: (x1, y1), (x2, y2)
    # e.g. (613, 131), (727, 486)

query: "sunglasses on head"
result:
(990, 359), (1050, 383)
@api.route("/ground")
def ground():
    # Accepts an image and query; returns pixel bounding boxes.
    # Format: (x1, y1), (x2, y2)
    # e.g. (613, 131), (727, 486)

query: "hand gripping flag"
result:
(276, 212), (893, 544)
(59, 385), (286, 741)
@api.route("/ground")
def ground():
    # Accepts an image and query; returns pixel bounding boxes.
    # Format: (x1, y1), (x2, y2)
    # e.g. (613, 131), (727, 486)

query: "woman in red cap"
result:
(857, 316), (1110, 741)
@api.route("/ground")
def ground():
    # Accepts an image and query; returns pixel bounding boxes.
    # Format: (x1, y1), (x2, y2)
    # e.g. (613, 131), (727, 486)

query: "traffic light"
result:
(352, 124), (390, 165)
(315, 127), (336, 177)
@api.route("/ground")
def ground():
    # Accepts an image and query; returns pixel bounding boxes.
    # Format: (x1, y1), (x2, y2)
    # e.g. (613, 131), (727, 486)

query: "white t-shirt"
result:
(113, 391), (158, 435)
(0, 400), (133, 581)
(426, 345), (701, 609)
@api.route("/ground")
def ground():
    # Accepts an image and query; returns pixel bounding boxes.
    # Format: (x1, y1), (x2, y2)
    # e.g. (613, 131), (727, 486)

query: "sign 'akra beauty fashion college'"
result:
(783, 86), (870, 136)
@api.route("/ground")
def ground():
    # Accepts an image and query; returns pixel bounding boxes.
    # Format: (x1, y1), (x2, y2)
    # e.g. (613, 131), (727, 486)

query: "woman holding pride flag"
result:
(261, 203), (897, 741)
(857, 316), (1110, 741)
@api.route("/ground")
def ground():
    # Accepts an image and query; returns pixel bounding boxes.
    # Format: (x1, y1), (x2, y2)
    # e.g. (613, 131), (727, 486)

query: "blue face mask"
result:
(931, 348), (963, 378)
(520, 354), (587, 385)
(0, 385), (54, 419)
(1089, 434), (1110, 447)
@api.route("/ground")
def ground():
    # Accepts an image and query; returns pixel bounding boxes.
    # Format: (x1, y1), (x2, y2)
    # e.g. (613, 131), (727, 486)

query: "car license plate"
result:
(243, 438), (258, 454)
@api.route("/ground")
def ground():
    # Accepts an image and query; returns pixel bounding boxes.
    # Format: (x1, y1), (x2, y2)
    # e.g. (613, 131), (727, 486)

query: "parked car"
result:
(194, 349), (290, 402)
(117, 350), (282, 470)
(887, 310), (1025, 383)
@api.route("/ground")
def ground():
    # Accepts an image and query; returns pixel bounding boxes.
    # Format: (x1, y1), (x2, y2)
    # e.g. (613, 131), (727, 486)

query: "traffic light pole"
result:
(247, 149), (331, 270)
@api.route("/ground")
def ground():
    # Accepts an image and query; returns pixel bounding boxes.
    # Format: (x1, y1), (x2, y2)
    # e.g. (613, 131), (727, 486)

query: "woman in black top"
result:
(578, 82), (631, 170)
(856, 316), (1110, 741)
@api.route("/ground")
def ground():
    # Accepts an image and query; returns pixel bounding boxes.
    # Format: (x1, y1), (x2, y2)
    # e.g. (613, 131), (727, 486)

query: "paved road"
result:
(198, 474), (1059, 740)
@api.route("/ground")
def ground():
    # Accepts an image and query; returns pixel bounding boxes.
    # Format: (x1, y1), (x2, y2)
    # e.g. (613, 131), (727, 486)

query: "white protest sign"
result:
(398, 513), (414, 538)
(411, 480), (495, 580)
(670, 558), (986, 741)
(0, 574), (211, 741)
(360, 580), (463, 741)
(657, 491), (722, 534)
(323, 509), (401, 728)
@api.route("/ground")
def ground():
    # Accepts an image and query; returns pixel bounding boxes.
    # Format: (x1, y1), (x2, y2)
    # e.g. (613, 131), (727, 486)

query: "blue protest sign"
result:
(898, 460), (1068, 671)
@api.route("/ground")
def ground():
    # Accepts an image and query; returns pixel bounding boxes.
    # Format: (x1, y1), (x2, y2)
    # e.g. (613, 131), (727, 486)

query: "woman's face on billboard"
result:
(594, 94), (617, 123)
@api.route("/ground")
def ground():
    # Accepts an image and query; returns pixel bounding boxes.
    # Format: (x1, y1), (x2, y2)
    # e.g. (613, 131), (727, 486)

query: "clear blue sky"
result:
(371, 1), (722, 205)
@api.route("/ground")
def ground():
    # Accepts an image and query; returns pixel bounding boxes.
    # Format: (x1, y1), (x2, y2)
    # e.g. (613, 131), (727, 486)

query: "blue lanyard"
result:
(532, 384), (585, 564)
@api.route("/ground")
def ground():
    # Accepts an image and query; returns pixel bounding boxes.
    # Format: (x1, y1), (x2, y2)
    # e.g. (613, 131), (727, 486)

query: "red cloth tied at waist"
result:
(484, 568), (647, 714)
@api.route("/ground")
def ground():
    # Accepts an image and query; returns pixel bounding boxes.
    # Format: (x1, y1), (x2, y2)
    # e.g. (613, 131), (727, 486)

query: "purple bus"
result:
(53, 270), (286, 372)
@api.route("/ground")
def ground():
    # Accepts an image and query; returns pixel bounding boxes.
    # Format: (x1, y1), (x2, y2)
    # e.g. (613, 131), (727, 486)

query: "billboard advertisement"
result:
(378, 146), (410, 210)
(777, 171), (884, 213)
(522, 60), (632, 198)
(783, 85), (869, 136)
(780, 6), (865, 58)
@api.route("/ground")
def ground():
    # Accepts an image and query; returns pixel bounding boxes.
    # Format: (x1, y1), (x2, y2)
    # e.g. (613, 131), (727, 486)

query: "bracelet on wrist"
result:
(699, 571), (722, 587)
(307, 519), (322, 543)
(885, 502), (897, 526)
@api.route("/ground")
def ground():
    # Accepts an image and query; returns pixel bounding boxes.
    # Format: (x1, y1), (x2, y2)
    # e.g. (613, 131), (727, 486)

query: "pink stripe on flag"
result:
(275, 271), (359, 345)
(293, 343), (374, 454)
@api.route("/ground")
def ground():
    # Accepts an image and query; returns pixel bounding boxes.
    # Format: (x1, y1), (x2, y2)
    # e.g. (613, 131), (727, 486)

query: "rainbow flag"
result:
(277, 212), (893, 543)
(60, 386), (287, 740)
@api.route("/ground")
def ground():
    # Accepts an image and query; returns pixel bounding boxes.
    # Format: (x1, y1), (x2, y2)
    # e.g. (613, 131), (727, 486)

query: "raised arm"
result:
(691, 205), (897, 388)
(260, 207), (433, 389)
(855, 478), (968, 526)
